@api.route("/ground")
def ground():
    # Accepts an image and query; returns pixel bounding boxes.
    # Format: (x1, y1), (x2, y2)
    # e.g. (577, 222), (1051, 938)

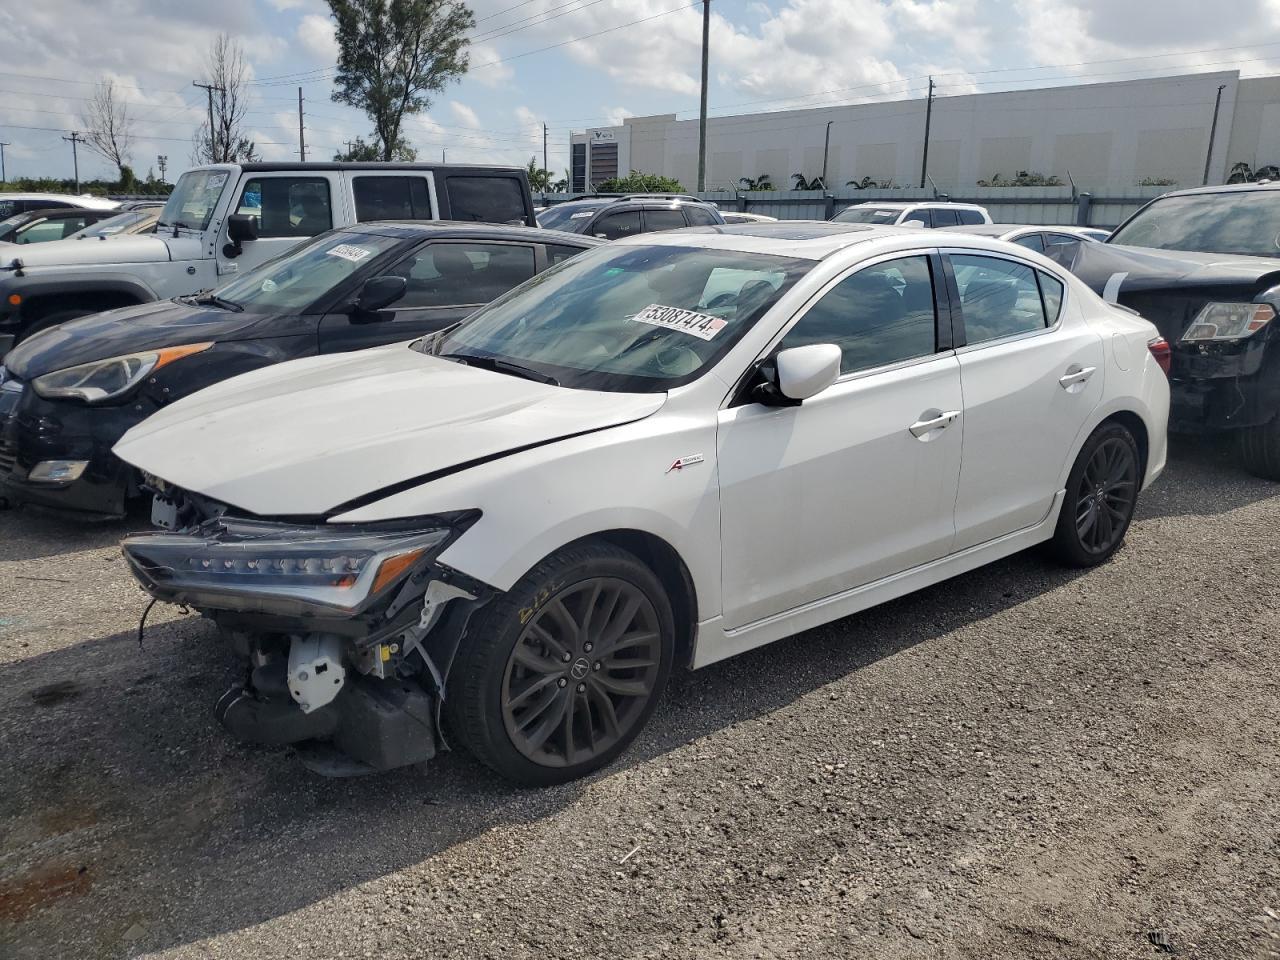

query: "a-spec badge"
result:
(666, 454), (705, 474)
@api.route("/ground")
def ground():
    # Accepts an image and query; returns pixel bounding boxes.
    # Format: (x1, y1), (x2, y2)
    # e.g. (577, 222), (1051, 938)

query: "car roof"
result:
(936, 223), (1093, 236)
(0, 192), (119, 209)
(5, 206), (106, 221)
(338, 220), (604, 244)
(850, 201), (986, 211)
(1151, 180), (1280, 198)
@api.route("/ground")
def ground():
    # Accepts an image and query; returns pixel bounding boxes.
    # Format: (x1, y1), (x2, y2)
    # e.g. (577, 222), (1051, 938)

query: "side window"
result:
(930, 207), (960, 227)
(777, 255), (938, 375)
(956, 209), (986, 226)
(16, 220), (66, 244)
(951, 254), (1047, 345)
(1013, 233), (1045, 252)
(236, 177), (332, 238)
(1038, 272), (1065, 323)
(901, 208), (933, 228)
(593, 210), (642, 240)
(353, 176), (432, 222)
(545, 243), (588, 266)
(643, 208), (688, 232)
(390, 242), (537, 309)
(445, 176), (526, 224)
(684, 205), (720, 226)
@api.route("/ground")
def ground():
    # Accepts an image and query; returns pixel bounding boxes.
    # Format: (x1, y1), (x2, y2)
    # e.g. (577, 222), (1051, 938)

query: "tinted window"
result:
(1108, 190), (1280, 257)
(1013, 233), (1045, 252)
(956, 209), (986, 225)
(832, 206), (902, 224)
(683, 205), (720, 226)
(546, 243), (588, 265)
(236, 177), (332, 238)
(778, 256), (937, 375)
(930, 207), (960, 227)
(391, 242), (536, 308)
(901, 209), (932, 227)
(353, 176), (432, 222)
(951, 254), (1047, 344)
(446, 176), (526, 224)
(644, 208), (688, 232)
(1039, 272), (1065, 323)
(594, 210), (642, 240)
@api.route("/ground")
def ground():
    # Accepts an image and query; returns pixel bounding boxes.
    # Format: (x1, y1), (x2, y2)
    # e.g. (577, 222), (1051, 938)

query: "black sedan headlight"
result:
(122, 514), (476, 617)
(32, 342), (213, 403)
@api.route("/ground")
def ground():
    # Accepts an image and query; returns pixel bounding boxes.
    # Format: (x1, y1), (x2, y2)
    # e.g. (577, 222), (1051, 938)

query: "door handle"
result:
(1058, 365), (1096, 389)
(909, 410), (960, 439)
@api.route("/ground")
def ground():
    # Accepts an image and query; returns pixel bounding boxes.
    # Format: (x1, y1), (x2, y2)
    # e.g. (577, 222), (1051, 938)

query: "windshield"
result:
(1109, 191), (1280, 257)
(832, 206), (903, 224)
(536, 203), (605, 232)
(423, 243), (810, 392)
(158, 170), (231, 231)
(210, 231), (404, 314)
(68, 210), (151, 239)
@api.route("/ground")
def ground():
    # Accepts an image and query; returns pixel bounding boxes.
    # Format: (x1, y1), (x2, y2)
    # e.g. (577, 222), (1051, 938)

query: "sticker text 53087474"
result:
(631, 303), (728, 341)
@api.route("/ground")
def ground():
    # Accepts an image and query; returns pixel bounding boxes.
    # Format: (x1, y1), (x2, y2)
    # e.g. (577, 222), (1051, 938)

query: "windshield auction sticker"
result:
(631, 303), (728, 341)
(326, 243), (374, 263)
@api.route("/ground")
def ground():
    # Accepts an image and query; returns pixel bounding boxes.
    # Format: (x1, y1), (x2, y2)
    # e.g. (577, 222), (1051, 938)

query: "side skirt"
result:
(690, 490), (1066, 670)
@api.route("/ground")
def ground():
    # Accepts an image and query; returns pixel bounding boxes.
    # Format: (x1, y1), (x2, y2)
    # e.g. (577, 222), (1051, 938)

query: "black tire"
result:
(1238, 418), (1280, 481)
(1050, 421), (1141, 567)
(445, 540), (675, 786)
(17, 309), (94, 343)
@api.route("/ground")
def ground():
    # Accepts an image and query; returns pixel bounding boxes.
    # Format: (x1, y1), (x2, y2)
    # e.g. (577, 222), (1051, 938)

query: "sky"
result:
(1, 0), (1280, 184)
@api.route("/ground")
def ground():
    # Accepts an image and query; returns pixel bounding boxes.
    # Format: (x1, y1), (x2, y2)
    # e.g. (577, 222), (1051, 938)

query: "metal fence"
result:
(540, 185), (1173, 229)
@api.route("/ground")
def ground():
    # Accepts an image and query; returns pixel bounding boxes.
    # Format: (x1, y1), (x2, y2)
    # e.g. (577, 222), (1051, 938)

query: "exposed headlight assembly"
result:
(32, 342), (213, 402)
(122, 513), (477, 617)
(1181, 302), (1276, 342)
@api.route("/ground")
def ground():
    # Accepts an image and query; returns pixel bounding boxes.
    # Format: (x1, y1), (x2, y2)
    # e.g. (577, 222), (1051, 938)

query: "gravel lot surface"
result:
(1, 437), (1278, 960)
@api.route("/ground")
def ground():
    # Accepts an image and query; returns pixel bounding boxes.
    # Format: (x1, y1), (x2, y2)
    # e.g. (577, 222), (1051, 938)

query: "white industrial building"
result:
(570, 70), (1280, 194)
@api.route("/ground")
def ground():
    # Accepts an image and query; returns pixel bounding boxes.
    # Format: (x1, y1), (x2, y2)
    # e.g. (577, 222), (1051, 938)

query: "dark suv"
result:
(536, 194), (724, 238)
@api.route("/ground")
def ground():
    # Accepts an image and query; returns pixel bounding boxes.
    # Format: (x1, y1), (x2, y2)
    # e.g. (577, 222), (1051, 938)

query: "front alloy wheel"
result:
(447, 541), (674, 785)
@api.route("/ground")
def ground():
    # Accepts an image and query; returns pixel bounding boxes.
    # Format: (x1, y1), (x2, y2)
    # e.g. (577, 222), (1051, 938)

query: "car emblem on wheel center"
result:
(570, 657), (591, 680)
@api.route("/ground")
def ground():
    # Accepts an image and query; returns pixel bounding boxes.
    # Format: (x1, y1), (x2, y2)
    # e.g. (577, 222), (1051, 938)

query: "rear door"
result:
(641, 207), (689, 233)
(349, 172), (438, 223)
(317, 238), (540, 353)
(438, 172), (533, 226)
(947, 250), (1105, 549)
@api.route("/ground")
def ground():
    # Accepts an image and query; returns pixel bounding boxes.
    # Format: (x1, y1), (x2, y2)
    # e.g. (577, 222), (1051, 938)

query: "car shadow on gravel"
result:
(0, 505), (144, 564)
(0, 543), (1095, 958)
(1137, 434), (1280, 519)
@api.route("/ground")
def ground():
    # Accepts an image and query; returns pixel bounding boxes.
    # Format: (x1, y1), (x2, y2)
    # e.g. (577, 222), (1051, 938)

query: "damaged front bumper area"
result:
(122, 508), (491, 775)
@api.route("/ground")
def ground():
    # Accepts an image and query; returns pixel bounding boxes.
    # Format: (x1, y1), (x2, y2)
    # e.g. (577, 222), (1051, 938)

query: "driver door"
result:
(317, 239), (540, 353)
(216, 174), (337, 277)
(716, 253), (964, 630)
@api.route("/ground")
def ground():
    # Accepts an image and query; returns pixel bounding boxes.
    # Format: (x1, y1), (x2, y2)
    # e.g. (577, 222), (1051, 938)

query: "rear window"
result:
(445, 176), (527, 225)
(353, 176), (433, 222)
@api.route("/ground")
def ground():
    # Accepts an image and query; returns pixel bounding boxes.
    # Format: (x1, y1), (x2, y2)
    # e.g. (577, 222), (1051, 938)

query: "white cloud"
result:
(297, 14), (338, 60)
(268, 0), (306, 8)
(449, 101), (483, 129)
(602, 105), (635, 126)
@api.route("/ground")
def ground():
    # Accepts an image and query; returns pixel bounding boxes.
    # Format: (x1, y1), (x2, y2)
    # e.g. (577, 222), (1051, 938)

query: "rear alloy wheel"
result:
(447, 542), (674, 785)
(1051, 422), (1140, 567)
(1238, 418), (1280, 481)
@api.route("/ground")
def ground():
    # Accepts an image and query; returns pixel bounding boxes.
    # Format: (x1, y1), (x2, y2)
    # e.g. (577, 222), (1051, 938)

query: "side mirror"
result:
(222, 214), (259, 258)
(352, 275), (407, 315)
(771, 344), (841, 402)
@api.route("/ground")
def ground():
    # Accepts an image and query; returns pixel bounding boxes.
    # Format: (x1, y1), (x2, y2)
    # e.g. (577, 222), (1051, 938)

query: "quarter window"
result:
(545, 243), (588, 265)
(956, 209), (986, 226)
(593, 210), (642, 240)
(353, 176), (433, 221)
(1038, 272), (1065, 323)
(951, 254), (1048, 344)
(445, 176), (527, 224)
(777, 255), (938, 375)
(1013, 233), (1045, 252)
(930, 207), (960, 227)
(390, 242), (536, 308)
(236, 177), (332, 238)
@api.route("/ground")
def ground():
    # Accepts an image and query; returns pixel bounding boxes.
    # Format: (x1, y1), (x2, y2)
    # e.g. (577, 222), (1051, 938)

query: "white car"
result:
(832, 201), (991, 228)
(720, 211), (778, 224)
(936, 223), (1107, 263)
(116, 222), (1170, 784)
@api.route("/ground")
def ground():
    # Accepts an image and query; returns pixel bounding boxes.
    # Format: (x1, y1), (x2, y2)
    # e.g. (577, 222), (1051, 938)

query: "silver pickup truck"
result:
(0, 161), (535, 355)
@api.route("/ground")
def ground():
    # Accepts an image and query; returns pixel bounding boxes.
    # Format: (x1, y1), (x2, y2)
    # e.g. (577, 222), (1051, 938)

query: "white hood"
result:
(114, 344), (666, 517)
(0, 233), (178, 267)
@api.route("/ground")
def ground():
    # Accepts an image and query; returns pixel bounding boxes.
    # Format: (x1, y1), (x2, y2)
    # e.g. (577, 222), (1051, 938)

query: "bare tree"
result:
(191, 34), (258, 165)
(81, 79), (133, 179)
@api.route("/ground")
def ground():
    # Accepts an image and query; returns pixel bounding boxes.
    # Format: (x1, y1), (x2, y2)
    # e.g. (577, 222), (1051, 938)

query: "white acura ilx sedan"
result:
(116, 222), (1170, 783)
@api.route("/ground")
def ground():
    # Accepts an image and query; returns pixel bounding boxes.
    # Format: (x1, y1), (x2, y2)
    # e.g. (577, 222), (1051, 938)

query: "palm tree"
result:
(525, 156), (554, 193)
(846, 176), (877, 190)
(792, 173), (825, 190)
(738, 175), (775, 191)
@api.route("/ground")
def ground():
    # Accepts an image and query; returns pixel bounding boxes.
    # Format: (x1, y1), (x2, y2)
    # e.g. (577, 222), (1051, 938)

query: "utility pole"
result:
(696, 0), (710, 192)
(543, 122), (549, 181)
(62, 131), (83, 193)
(297, 87), (306, 162)
(442, 148), (446, 163)
(821, 120), (833, 189)
(0, 141), (8, 184)
(157, 154), (168, 183)
(919, 76), (934, 189)
(193, 81), (225, 162)
(1203, 83), (1227, 185)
